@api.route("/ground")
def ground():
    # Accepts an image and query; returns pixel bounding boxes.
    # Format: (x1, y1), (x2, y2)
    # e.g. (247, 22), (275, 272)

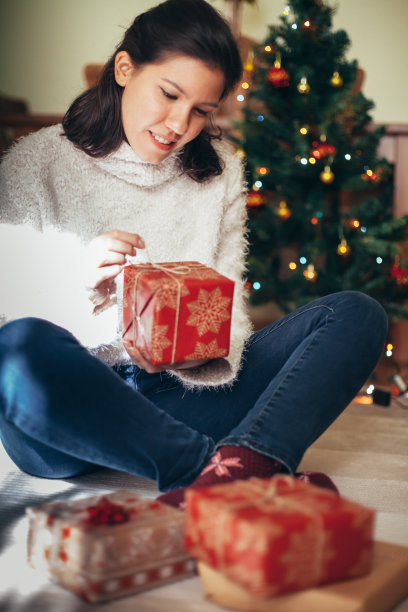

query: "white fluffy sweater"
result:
(0, 125), (252, 388)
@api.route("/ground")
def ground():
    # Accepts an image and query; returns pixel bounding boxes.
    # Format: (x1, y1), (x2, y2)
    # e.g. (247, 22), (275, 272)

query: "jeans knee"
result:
(0, 318), (67, 386)
(0, 317), (65, 351)
(337, 291), (388, 346)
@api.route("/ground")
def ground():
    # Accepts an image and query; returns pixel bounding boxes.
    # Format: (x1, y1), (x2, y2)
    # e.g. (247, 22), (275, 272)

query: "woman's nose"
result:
(165, 107), (190, 136)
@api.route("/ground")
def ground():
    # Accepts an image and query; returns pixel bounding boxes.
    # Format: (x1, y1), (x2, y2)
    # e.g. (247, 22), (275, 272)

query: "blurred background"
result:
(0, 0), (407, 123)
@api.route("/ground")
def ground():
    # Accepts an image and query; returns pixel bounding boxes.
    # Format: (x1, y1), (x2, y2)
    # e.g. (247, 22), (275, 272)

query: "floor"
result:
(1, 397), (407, 612)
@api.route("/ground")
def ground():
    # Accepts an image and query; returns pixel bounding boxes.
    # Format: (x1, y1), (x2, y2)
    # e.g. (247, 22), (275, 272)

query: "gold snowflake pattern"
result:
(152, 278), (190, 311)
(279, 522), (335, 588)
(186, 287), (232, 337)
(189, 267), (225, 280)
(151, 325), (172, 362)
(184, 339), (227, 361)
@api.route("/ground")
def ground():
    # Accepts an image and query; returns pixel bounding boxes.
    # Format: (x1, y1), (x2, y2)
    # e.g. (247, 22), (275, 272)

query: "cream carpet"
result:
(1, 399), (407, 612)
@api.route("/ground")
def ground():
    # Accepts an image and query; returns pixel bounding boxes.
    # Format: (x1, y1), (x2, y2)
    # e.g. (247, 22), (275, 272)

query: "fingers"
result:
(87, 230), (146, 291)
(92, 264), (123, 287)
(123, 341), (167, 374)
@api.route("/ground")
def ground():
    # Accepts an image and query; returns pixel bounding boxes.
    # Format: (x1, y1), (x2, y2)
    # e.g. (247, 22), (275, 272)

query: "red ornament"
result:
(85, 498), (130, 526)
(247, 189), (266, 208)
(311, 141), (336, 159)
(390, 264), (408, 286)
(267, 66), (290, 88)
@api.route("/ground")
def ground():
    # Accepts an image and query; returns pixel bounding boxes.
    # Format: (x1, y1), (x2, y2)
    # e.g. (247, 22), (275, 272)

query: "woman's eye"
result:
(161, 88), (177, 100)
(195, 108), (208, 117)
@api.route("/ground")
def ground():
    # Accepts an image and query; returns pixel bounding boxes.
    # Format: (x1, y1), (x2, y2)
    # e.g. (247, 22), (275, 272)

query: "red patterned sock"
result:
(157, 445), (283, 509)
(296, 471), (339, 495)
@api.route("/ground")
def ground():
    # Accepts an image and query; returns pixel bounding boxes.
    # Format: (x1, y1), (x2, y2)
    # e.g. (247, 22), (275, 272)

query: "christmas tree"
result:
(234, 0), (408, 322)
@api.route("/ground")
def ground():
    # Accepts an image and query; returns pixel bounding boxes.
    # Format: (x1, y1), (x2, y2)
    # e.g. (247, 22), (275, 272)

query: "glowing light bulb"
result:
(236, 94), (245, 102)
(253, 281), (261, 290)
(241, 82), (249, 89)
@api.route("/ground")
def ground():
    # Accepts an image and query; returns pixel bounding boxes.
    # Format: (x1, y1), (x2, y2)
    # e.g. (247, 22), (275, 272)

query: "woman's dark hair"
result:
(63, 0), (242, 181)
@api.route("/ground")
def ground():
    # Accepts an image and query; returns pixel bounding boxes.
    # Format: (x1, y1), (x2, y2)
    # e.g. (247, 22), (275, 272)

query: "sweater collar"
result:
(92, 141), (182, 188)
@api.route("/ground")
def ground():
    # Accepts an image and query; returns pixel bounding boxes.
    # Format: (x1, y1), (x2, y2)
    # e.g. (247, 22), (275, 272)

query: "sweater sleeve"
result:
(0, 130), (116, 341)
(170, 148), (253, 389)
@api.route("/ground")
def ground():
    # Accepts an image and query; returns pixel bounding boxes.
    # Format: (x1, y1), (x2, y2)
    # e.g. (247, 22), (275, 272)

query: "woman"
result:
(0, 0), (387, 508)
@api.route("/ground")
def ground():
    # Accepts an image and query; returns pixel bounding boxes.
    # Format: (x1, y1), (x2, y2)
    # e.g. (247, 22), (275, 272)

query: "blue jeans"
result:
(0, 291), (387, 491)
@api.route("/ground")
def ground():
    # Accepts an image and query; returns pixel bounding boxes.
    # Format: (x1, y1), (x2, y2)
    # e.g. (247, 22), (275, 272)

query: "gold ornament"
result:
(330, 71), (343, 87)
(277, 200), (291, 219)
(303, 264), (318, 282)
(337, 238), (351, 256)
(297, 76), (310, 94)
(320, 165), (334, 184)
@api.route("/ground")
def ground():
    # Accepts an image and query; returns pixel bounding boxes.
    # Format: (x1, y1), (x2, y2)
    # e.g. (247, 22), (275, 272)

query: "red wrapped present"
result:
(122, 261), (234, 365)
(197, 541), (408, 612)
(185, 475), (375, 599)
(26, 490), (196, 603)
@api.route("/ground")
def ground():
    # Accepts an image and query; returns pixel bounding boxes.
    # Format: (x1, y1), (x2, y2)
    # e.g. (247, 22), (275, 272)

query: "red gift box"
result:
(122, 262), (234, 365)
(185, 475), (375, 599)
(26, 491), (196, 603)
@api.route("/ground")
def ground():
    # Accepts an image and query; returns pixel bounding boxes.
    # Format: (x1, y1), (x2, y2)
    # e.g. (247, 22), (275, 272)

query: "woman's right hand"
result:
(86, 229), (145, 294)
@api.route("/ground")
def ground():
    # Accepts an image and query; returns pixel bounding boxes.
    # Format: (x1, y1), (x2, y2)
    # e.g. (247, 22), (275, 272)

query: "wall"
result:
(0, 0), (407, 124)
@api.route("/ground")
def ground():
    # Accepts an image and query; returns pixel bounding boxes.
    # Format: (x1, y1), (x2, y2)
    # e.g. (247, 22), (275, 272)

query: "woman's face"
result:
(114, 52), (225, 164)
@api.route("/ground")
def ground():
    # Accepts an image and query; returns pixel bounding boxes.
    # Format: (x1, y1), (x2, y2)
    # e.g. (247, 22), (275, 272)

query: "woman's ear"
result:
(114, 51), (134, 87)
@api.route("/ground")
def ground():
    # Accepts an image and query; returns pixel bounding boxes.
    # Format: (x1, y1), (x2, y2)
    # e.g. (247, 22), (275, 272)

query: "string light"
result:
(254, 180), (263, 189)
(283, 5), (290, 15)
(310, 216), (319, 225)
(291, 23), (298, 29)
(376, 257), (383, 264)
(256, 167), (269, 175)
(386, 343), (394, 357)
(236, 94), (245, 102)
(300, 126), (308, 135)
(299, 257), (307, 264)
(345, 154), (351, 160)
(308, 157), (316, 164)
(265, 45), (272, 52)
(289, 262), (297, 270)
(277, 200), (291, 219)
(241, 82), (249, 89)
(304, 20), (311, 27)
(303, 264), (318, 282)
(252, 281), (261, 290)
(257, 114), (265, 122)
(300, 157), (308, 165)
